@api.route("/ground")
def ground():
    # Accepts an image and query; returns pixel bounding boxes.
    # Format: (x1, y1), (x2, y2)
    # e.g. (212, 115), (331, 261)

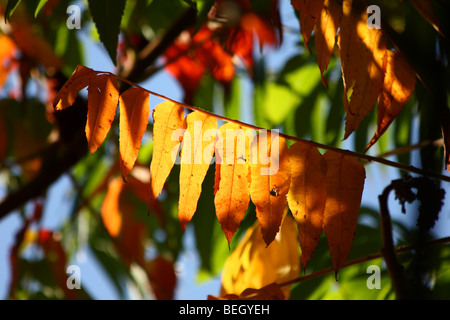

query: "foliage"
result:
(1, 0), (450, 300)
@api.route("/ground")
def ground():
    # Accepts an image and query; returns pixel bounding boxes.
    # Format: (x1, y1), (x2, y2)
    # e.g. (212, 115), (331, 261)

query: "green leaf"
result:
(34, 0), (48, 17)
(88, 0), (127, 65)
(4, 0), (21, 23)
(224, 76), (241, 120)
(263, 82), (300, 126)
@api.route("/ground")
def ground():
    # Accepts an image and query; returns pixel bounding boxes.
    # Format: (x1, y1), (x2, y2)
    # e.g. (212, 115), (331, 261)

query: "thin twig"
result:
(363, 139), (444, 163)
(378, 184), (408, 299)
(106, 71), (450, 184)
(277, 236), (450, 289)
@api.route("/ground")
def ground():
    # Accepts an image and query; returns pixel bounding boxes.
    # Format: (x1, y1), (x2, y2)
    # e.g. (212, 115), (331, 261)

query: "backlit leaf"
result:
(101, 177), (148, 266)
(213, 122), (252, 246)
(119, 87), (150, 181)
(338, 0), (387, 139)
(344, 27), (387, 139)
(150, 101), (187, 199)
(220, 215), (300, 299)
(366, 50), (416, 152)
(249, 131), (291, 246)
(287, 142), (327, 269)
(145, 256), (177, 300)
(314, 0), (342, 87)
(338, 0), (364, 110)
(178, 111), (217, 231)
(0, 34), (17, 90)
(54, 65), (98, 111)
(86, 74), (119, 154)
(322, 151), (365, 274)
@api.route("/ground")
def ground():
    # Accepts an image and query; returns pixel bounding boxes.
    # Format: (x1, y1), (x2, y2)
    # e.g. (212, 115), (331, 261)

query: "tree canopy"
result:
(1, 0), (450, 300)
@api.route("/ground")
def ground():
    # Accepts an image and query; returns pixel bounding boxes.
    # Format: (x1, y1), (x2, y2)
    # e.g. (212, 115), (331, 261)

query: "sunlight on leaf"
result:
(86, 74), (120, 154)
(150, 101), (187, 199)
(219, 214), (300, 299)
(322, 151), (365, 275)
(119, 87), (150, 181)
(178, 111), (217, 231)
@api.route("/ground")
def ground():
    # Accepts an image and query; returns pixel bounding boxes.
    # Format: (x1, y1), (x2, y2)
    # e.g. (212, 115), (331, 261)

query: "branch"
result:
(0, 132), (88, 222)
(109, 71), (450, 184)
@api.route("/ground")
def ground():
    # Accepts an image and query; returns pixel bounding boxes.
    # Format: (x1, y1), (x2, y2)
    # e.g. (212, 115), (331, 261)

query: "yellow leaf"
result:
(54, 65), (98, 111)
(150, 101), (186, 199)
(214, 122), (253, 246)
(119, 87), (150, 181)
(366, 50), (416, 152)
(86, 74), (120, 154)
(220, 214), (300, 299)
(287, 142), (327, 269)
(249, 131), (291, 246)
(314, 0), (342, 87)
(322, 151), (365, 274)
(178, 111), (217, 231)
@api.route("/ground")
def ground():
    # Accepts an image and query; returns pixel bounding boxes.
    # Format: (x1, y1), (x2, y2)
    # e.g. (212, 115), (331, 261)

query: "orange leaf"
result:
(344, 28), (387, 139)
(338, 0), (387, 139)
(0, 34), (17, 90)
(220, 215), (299, 299)
(145, 256), (177, 300)
(249, 131), (291, 246)
(54, 65), (99, 111)
(322, 151), (365, 274)
(150, 101), (187, 199)
(11, 21), (63, 70)
(178, 111), (217, 231)
(240, 13), (278, 48)
(337, 0), (364, 110)
(287, 142), (327, 269)
(86, 74), (120, 154)
(292, 0), (325, 51)
(119, 87), (150, 181)
(314, 0), (342, 87)
(213, 122), (252, 246)
(101, 177), (147, 266)
(101, 177), (123, 238)
(366, 50), (416, 152)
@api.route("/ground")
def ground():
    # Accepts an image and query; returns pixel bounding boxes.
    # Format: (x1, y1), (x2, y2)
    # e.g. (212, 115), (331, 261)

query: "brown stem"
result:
(278, 236), (450, 289)
(378, 184), (408, 299)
